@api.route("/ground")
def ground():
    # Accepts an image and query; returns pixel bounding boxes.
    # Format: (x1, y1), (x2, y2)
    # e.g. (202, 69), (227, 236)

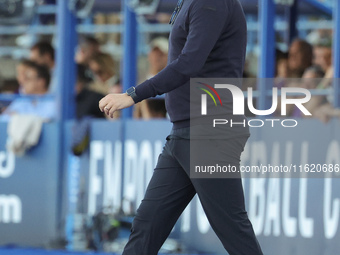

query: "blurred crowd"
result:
(243, 29), (338, 122)
(0, 28), (339, 123)
(276, 34), (339, 122)
(0, 35), (168, 122)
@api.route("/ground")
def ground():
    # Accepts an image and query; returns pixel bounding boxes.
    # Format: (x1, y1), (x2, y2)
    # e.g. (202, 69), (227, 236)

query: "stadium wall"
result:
(0, 119), (340, 255)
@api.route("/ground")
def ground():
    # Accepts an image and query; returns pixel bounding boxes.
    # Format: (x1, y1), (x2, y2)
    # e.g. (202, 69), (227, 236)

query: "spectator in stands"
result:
(75, 36), (101, 65)
(0, 79), (19, 94)
(314, 103), (340, 123)
(279, 65), (325, 117)
(275, 49), (288, 79)
(0, 79), (20, 114)
(30, 41), (55, 71)
(75, 64), (105, 119)
(88, 52), (120, 95)
(16, 59), (36, 93)
(313, 40), (333, 77)
(138, 99), (167, 119)
(0, 63), (56, 121)
(306, 62), (336, 121)
(288, 39), (313, 77)
(29, 41), (56, 93)
(291, 65), (325, 117)
(146, 37), (168, 79)
(134, 37), (168, 119)
(274, 49), (289, 93)
(306, 28), (333, 47)
(301, 65), (325, 90)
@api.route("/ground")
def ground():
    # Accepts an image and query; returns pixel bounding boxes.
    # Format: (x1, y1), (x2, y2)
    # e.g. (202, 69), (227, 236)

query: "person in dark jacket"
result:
(99, 0), (263, 254)
(76, 64), (105, 119)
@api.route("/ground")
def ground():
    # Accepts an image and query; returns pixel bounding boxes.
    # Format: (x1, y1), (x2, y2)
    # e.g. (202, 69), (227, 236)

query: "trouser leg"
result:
(192, 177), (263, 255)
(122, 139), (196, 255)
(173, 137), (263, 255)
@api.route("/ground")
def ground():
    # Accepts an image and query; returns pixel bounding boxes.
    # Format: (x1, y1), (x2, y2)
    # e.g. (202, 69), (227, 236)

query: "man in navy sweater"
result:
(99, 0), (263, 254)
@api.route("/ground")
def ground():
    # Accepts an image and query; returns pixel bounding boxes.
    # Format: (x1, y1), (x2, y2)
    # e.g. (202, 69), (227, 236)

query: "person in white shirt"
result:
(0, 63), (56, 122)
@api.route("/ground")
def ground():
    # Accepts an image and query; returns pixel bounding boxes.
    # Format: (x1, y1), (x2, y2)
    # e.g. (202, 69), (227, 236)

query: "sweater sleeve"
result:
(134, 0), (229, 103)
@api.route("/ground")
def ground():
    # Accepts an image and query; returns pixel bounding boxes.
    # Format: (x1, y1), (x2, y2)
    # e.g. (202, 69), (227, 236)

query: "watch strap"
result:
(126, 86), (138, 102)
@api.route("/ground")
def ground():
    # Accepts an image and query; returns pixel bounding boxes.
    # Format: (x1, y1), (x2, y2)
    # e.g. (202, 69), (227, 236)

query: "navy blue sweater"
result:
(134, 0), (247, 128)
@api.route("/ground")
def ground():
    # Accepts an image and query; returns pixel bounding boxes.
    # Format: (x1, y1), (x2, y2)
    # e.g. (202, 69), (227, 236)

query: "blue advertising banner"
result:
(76, 120), (172, 217)
(0, 123), (60, 246)
(179, 119), (340, 254)
(1, 119), (340, 255)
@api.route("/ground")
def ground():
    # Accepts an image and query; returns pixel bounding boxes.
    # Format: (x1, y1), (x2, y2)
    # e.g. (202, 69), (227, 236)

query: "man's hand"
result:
(99, 93), (135, 118)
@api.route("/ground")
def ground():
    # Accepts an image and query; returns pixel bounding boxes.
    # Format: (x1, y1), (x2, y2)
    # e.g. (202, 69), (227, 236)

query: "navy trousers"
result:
(122, 128), (263, 255)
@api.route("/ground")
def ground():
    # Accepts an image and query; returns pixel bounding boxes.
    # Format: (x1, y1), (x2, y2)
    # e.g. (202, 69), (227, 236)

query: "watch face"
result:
(127, 87), (135, 95)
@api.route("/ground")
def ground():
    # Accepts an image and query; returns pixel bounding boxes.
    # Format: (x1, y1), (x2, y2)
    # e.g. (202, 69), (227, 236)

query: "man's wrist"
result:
(126, 86), (138, 103)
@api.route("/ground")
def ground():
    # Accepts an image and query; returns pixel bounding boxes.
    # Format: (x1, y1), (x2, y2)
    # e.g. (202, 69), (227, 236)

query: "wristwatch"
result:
(126, 86), (138, 102)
